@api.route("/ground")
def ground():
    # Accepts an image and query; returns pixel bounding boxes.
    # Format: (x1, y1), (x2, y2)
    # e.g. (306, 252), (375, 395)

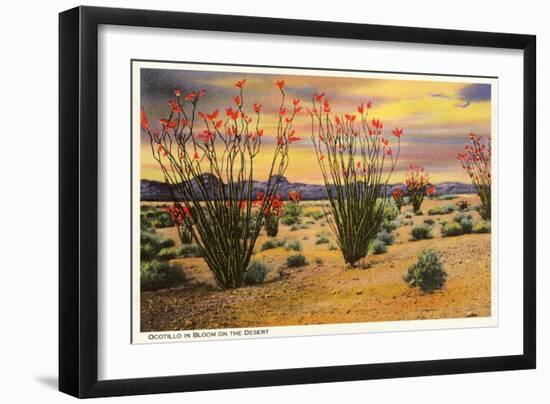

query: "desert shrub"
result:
(405, 213), (413, 219)
(287, 254), (308, 268)
(141, 259), (184, 291)
(410, 224), (433, 240)
(382, 202), (399, 222)
(441, 221), (463, 237)
(404, 249), (447, 293)
(285, 239), (302, 251)
(454, 212), (474, 234)
(140, 231), (175, 261)
(305, 209), (325, 220)
(281, 202), (302, 226)
(244, 261), (270, 285)
(314, 257), (324, 264)
(289, 225), (299, 232)
(455, 200), (470, 211)
(414, 210), (424, 216)
(371, 239), (387, 255)
(260, 238), (284, 251)
(315, 236), (330, 245)
(403, 220), (414, 226)
(264, 214), (280, 237)
(472, 220), (491, 234)
(177, 244), (203, 258)
(157, 248), (176, 261)
(381, 219), (401, 232)
(427, 205), (455, 215)
(377, 230), (395, 245)
(423, 218), (435, 226)
(328, 244), (338, 251)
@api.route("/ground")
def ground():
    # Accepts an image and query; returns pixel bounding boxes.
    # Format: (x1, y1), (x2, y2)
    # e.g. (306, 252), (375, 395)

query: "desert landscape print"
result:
(134, 62), (495, 341)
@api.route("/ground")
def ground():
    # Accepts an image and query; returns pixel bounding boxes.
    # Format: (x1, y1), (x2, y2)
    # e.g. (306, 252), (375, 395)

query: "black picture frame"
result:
(59, 6), (536, 398)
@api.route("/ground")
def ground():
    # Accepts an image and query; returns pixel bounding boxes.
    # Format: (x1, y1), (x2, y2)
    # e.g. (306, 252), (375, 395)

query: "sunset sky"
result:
(139, 66), (493, 184)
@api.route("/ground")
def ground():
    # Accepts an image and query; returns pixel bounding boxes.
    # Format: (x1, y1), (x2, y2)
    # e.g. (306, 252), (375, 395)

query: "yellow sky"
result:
(140, 69), (492, 184)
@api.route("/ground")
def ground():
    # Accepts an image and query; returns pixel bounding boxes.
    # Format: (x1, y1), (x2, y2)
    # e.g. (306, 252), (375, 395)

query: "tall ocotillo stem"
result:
(457, 133), (491, 220)
(141, 79), (302, 288)
(309, 96), (402, 267)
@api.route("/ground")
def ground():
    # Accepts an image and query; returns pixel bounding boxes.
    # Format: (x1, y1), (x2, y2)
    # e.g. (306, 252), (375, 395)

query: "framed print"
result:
(59, 6), (536, 398)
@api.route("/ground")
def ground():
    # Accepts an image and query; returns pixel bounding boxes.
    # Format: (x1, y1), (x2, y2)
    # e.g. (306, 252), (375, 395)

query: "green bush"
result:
(423, 218), (435, 226)
(404, 249), (447, 293)
(383, 203), (399, 222)
(141, 259), (184, 291)
(371, 239), (387, 255)
(455, 200), (470, 211)
(315, 236), (330, 245)
(405, 213), (413, 219)
(264, 214), (280, 237)
(328, 243), (338, 251)
(382, 219), (401, 232)
(377, 230), (395, 245)
(287, 254), (308, 268)
(454, 212), (474, 234)
(177, 244), (203, 258)
(441, 221), (463, 237)
(140, 231), (175, 261)
(414, 210), (424, 216)
(244, 261), (270, 285)
(427, 205), (455, 215)
(285, 239), (302, 251)
(472, 220), (491, 234)
(411, 224), (433, 240)
(261, 238), (283, 251)
(281, 202), (302, 226)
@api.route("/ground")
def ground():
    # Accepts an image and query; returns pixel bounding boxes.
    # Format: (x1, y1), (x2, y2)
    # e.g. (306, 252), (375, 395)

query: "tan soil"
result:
(141, 195), (491, 332)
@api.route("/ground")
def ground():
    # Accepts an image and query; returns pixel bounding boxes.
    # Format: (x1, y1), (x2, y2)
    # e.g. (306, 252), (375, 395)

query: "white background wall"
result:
(0, 1), (546, 402)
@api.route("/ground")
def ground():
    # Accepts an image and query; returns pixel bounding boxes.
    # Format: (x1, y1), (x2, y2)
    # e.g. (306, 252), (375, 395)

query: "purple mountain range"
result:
(140, 175), (475, 202)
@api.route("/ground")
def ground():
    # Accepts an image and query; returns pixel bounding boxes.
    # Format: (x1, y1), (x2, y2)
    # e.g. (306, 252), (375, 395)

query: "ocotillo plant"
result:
(405, 164), (431, 212)
(391, 187), (405, 212)
(309, 96), (401, 266)
(261, 192), (284, 237)
(457, 133), (491, 220)
(141, 79), (301, 288)
(164, 205), (193, 244)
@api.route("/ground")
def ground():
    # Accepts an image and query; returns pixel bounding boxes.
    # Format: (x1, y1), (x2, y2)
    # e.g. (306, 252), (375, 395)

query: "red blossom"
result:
(174, 88), (181, 97)
(288, 191), (301, 202)
(345, 114), (356, 122)
(235, 79), (247, 88)
(323, 100), (331, 113)
(206, 110), (220, 121)
(140, 108), (148, 130)
(314, 93), (325, 101)
(168, 100), (182, 113)
(367, 100), (372, 109)
(357, 102), (365, 114)
(253, 103), (262, 113)
(392, 127), (403, 138)
(232, 95), (241, 106)
(275, 80), (285, 90)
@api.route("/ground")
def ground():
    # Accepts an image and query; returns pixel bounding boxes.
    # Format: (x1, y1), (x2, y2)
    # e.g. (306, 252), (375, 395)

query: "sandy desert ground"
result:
(141, 194), (491, 332)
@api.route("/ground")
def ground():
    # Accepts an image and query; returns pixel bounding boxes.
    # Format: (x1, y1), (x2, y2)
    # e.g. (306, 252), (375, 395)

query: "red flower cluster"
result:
(288, 191), (301, 203)
(405, 164), (432, 211)
(391, 187), (405, 211)
(164, 205), (191, 225)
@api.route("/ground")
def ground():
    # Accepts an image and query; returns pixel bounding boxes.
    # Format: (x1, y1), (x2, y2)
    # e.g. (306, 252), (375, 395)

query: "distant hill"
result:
(140, 175), (475, 202)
